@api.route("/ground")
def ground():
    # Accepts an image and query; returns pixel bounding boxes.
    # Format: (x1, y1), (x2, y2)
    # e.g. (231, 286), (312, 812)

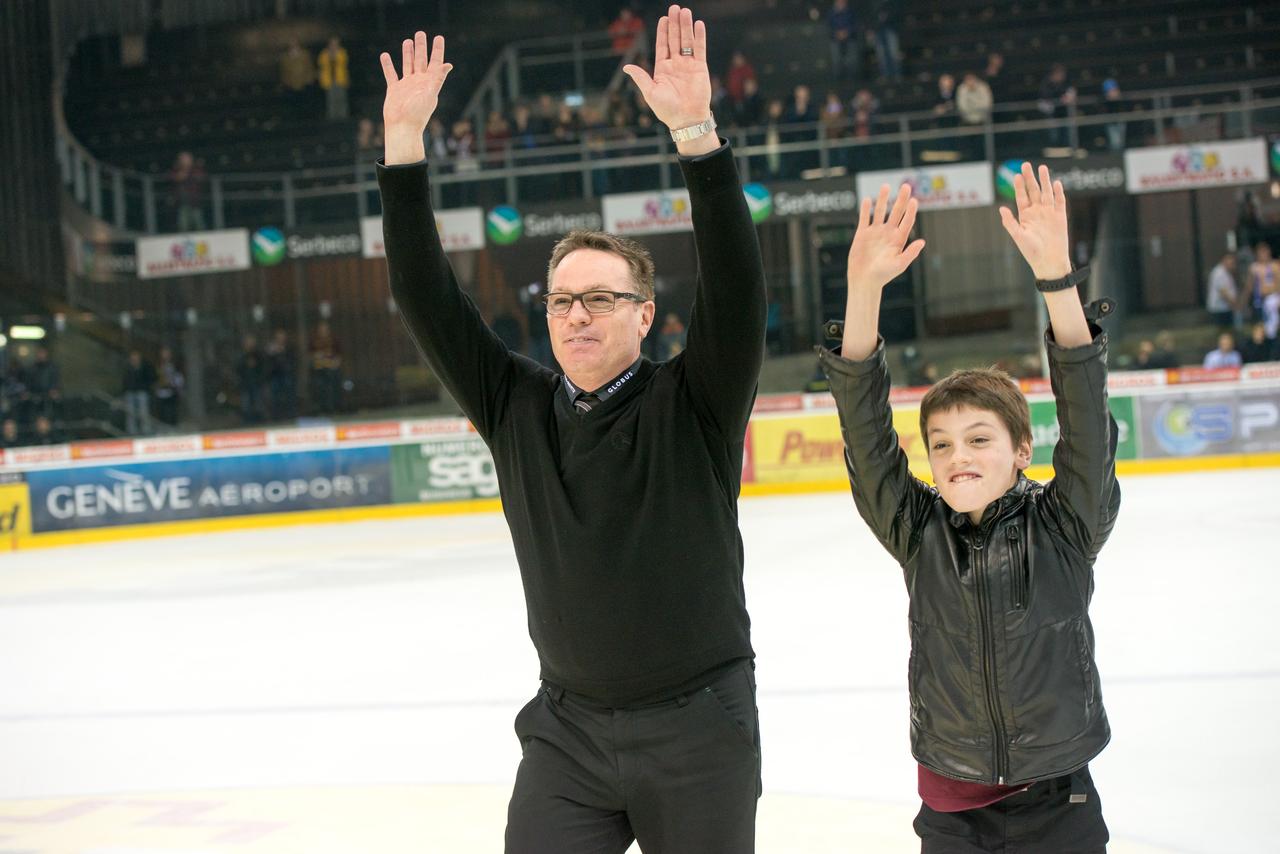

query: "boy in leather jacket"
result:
(819, 163), (1119, 852)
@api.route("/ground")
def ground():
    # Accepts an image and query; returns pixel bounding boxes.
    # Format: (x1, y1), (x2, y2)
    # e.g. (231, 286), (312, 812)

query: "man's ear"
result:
(639, 301), (656, 338)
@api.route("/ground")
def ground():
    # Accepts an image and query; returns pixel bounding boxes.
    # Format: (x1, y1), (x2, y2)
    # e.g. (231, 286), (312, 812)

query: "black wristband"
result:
(1036, 266), (1090, 293)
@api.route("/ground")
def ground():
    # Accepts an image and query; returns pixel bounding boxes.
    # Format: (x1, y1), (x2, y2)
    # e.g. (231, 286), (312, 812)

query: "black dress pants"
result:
(504, 660), (761, 854)
(914, 764), (1109, 853)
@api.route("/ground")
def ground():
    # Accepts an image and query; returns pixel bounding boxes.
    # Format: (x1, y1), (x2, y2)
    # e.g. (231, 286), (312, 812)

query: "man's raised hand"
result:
(380, 32), (453, 165)
(622, 6), (713, 134)
(847, 183), (926, 292)
(998, 162), (1072, 281)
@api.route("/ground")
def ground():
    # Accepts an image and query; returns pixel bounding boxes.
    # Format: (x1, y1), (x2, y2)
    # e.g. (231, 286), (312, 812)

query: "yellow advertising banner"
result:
(748, 410), (934, 486)
(0, 481), (33, 551)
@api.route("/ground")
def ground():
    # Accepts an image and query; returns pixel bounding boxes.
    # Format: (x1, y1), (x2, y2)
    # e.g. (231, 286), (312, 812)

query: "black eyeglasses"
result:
(542, 290), (648, 316)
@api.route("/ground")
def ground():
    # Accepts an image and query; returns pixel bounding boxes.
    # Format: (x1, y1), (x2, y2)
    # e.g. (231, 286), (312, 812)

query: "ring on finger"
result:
(679, 47), (694, 55)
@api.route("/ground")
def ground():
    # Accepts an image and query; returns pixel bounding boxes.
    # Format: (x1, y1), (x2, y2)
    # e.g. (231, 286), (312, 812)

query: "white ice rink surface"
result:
(0, 468), (1277, 853)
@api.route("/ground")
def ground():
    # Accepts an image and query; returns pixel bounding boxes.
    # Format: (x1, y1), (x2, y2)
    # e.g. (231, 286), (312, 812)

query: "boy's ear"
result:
(1014, 439), (1033, 471)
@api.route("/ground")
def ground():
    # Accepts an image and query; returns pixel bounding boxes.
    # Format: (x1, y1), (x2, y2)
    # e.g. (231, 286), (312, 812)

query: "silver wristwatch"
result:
(669, 116), (717, 143)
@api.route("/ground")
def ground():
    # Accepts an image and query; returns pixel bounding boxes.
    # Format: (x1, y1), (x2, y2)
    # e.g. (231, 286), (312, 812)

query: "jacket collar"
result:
(947, 472), (1033, 531)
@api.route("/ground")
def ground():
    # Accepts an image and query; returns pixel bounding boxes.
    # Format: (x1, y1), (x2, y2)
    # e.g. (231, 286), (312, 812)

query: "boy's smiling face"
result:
(926, 405), (1032, 526)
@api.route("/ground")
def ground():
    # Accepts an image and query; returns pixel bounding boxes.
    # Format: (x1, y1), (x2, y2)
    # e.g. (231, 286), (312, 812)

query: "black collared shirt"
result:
(562, 357), (643, 411)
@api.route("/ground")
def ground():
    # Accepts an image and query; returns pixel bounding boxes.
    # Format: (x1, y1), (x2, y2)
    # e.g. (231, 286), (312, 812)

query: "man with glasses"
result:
(376, 6), (767, 852)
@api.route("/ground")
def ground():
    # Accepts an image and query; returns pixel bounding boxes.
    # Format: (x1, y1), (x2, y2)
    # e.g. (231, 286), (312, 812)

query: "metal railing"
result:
(55, 76), (1280, 236)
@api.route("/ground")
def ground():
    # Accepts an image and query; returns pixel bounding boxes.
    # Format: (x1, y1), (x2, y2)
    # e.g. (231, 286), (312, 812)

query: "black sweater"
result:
(377, 143), (767, 704)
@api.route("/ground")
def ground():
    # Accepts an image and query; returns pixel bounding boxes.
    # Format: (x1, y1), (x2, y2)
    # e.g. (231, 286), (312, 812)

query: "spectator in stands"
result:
(931, 73), (957, 129)
(657, 312), (687, 359)
(1038, 63), (1077, 149)
(851, 87), (879, 120)
(710, 76), (730, 125)
(955, 71), (992, 157)
(725, 50), (756, 109)
(0, 418), (19, 449)
(784, 84), (817, 176)
(279, 39), (314, 95)
(356, 117), (383, 154)
(1241, 321), (1278, 364)
(32, 415), (62, 446)
(581, 105), (612, 196)
(1247, 240), (1279, 329)
(24, 346), (61, 420)
(170, 151), (207, 232)
(0, 368), (25, 425)
(1205, 251), (1240, 328)
(510, 103), (540, 149)
(1203, 332), (1242, 369)
(309, 321), (343, 415)
(552, 103), (580, 145)
(236, 334), (267, 425)
(448, 118), (479, 203)
(870, 0), (901, 80)
(425, 116), (450, 162)
(956, 71), (993, 126)
(608, 7), (645, 57)
(1148, 331), (1179, 368)
(318, 36), (350, 121)
(733, 77), (763, 128)
(1141, 332), (1177, 368)
(827, 0), (861, 80)
(606, 90), (635, 129)
(820, 90), (848, 167)
(266, 328), (297, 421)
(121, 349), (155, 435)
(534, 93), (558, 135)
(154, 346), (184, 428)
(982, 51), (1006, 103)
(1101, 78), (1127, 151)
(484, 110), (512, 166)
(761, 98), (785, 178)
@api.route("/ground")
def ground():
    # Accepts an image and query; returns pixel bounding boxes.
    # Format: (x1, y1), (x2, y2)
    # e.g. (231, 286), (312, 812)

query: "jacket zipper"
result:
(1006, 525), (1026, 610)
(972, 536), (1009, 784)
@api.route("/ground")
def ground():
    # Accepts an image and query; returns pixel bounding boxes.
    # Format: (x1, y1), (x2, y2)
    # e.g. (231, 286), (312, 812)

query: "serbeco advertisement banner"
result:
(361, 209), (485, 257)
(996, 155), (1126, 201)
(1136, 388), (1280, 458)
(135, 229), (251, 279)
(484, 202), (603, 245)
(250, 225), (363, 265)
(1124, 138), (1267, 193)
(25, 447), (391, 532)
(390, 437), (499, 503)
(855, 162), (994, 210)
(1028, 396), (1139, 465)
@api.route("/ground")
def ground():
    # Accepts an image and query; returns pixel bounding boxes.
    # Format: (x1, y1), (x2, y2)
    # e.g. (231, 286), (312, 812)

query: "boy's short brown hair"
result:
(547, 230), (656, 300)
(919, 368), (1033, 449)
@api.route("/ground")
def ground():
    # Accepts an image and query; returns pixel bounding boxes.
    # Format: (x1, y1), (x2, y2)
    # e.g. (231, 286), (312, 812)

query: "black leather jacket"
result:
(819, 328), (1120, 786)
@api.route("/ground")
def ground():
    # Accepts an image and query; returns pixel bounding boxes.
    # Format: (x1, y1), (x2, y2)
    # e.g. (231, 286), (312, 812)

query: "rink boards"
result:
(2, 364), (1278, 551)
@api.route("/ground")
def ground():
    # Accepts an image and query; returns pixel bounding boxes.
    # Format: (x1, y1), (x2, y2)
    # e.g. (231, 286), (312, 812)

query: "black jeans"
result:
(505, 660), (761, 854)
(914, 765), (1109, 853)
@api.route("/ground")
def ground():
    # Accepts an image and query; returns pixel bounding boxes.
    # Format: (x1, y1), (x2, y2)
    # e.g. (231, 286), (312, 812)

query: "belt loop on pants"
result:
(545, 684), (566, 704)
(675, 692), (690, 708)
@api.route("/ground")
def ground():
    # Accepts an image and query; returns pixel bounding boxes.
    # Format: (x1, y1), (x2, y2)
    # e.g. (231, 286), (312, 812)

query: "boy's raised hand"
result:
(998, 162), (1072, 280)
(847, 183), (926, 292)
(840, 183), (924, 360)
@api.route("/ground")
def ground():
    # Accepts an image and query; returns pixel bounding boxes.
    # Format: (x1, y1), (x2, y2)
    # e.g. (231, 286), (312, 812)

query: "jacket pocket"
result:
(1006, 524), (1028, 610)
(1074, 620), (1096, 707)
